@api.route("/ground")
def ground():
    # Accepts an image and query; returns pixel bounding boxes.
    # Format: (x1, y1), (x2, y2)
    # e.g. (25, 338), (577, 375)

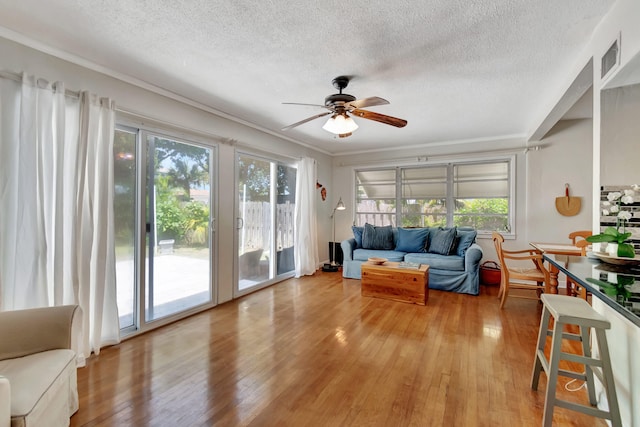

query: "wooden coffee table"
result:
(361, 261), (429, 305)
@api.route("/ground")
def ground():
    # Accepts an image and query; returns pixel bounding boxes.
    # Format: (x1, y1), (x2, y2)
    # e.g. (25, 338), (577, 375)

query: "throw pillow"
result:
(395, 227), (429, 253)
(456, 229), (477, 256)
(428, 227), (457, 255)
(352, 226), (364, 248)
(362, 223), (395, 250)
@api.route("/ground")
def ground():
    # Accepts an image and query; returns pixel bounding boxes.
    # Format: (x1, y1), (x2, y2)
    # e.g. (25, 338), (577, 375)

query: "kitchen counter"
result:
(544, 253), (640, 426)
(543, 253), (640, 328)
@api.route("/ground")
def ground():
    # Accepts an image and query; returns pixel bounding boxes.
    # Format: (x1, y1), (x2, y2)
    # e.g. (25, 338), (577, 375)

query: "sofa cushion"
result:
(353, 248), (406, 262)
(352, 226), (364, 248)
(395, 227), (429, 253)
(362, 224), (395, 250)
(0, 349), (78, 425)
(428, 227), (457, 255)
(456, 229), (477, 256)
(404, 253), (465, 271)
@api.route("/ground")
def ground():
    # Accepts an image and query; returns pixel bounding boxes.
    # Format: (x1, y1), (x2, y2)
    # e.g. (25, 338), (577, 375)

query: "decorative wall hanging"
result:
(555, 183), (581, 216)
(317, 181), (327, 201)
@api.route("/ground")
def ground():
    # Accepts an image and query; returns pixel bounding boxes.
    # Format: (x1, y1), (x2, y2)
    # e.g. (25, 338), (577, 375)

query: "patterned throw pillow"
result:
(362, 223), (395, 250)
(428, 227), (457, 255)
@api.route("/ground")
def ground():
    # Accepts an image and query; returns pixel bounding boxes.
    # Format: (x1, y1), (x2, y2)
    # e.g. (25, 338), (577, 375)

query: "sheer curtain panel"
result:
(0, 73), (120, 363)
(294, 157), (319, 277)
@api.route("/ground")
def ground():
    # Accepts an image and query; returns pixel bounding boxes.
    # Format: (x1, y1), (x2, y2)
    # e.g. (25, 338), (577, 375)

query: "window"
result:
(355, 169), (397, 226)
(355, 159), (513, 235)
(453, 162), (510, 232)
(401, 166), (447, 227)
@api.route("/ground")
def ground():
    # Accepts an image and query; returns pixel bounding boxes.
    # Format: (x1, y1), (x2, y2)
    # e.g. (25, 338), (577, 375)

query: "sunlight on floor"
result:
(116, 253), (210, 327)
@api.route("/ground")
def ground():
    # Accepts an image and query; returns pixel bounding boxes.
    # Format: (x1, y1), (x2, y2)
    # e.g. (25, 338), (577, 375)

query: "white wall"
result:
(601, 83), (640, 185)
(527, 118), (593, 242)
(0, 36), (333, 305)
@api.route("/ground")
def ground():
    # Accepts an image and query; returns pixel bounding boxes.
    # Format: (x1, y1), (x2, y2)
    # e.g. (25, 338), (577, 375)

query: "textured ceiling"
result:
(0, 0), (614, 155)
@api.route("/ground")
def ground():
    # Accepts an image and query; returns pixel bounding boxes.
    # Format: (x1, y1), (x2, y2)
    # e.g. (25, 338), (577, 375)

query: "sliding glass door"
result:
(237, 155), (271, 289)
(145, 135), (213, 321)
(236, 153), (296, 294)
(113, 126), (215, 332)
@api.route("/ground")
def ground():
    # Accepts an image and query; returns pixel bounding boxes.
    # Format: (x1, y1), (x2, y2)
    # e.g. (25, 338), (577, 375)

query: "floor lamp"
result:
(322, 197), (345, 272)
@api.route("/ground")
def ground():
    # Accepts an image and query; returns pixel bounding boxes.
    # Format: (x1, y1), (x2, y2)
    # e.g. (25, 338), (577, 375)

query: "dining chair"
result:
(575, 238), (589, 256)
(568, 230), (592, 245)
(492, 232), (551, 308)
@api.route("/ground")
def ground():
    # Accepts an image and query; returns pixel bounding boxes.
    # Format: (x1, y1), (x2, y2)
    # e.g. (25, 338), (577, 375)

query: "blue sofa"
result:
(341, 225), (483, 295)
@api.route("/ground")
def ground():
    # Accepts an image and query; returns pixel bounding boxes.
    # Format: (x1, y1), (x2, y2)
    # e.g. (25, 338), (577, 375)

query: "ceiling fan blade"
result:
(283, 102), (329, 109)
(281, 112), (332, 131)
(345, 96), (390, 109)
(351, 109), (407, 128)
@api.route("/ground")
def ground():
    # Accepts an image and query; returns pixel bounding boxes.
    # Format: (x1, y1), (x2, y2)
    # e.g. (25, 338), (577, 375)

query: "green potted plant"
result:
(587, 189), (636, 258)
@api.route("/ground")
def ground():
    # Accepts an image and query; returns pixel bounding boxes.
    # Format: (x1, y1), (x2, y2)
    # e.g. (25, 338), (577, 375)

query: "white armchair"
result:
(0, 305), (81, 427)
(0, 376), (9, 427)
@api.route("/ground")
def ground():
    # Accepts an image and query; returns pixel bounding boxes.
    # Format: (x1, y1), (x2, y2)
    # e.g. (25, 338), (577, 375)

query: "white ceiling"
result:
(0, 0), (614, 155)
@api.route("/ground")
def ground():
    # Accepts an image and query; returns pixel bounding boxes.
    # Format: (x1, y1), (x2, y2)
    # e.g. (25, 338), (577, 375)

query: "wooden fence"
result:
(240, 201), (295, 252)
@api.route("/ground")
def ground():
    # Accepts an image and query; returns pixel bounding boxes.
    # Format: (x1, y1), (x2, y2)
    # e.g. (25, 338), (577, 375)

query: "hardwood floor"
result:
(71, 272), (607, 427)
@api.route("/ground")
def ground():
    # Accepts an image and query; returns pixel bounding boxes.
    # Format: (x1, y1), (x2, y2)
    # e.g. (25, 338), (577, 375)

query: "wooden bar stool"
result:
(531, 294), (621, 427)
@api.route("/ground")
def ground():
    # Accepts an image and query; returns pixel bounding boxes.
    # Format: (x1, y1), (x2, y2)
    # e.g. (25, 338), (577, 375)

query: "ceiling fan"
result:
(281, 76), (407, 138)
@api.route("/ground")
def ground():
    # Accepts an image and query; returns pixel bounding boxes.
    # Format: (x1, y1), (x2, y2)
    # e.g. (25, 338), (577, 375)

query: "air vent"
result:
(601, 36), (620, 79)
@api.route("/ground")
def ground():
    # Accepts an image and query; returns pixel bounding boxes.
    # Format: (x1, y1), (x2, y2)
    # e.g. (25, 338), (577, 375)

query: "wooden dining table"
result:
(529, 242), (584, 294)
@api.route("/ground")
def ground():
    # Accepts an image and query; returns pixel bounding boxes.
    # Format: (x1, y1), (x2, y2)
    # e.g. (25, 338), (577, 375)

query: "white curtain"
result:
(0, 73), (120, 364)
(294, 157), (319, 277)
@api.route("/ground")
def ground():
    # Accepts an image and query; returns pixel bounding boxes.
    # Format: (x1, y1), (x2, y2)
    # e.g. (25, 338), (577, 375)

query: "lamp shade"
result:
(336, 197), (345, 210)
(322, 114), (358, 135)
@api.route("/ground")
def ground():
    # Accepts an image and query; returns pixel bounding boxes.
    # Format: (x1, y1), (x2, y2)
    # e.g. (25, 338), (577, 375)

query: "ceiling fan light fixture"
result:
(322, 113), (358, 135)
(282, 76), (406, 135)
